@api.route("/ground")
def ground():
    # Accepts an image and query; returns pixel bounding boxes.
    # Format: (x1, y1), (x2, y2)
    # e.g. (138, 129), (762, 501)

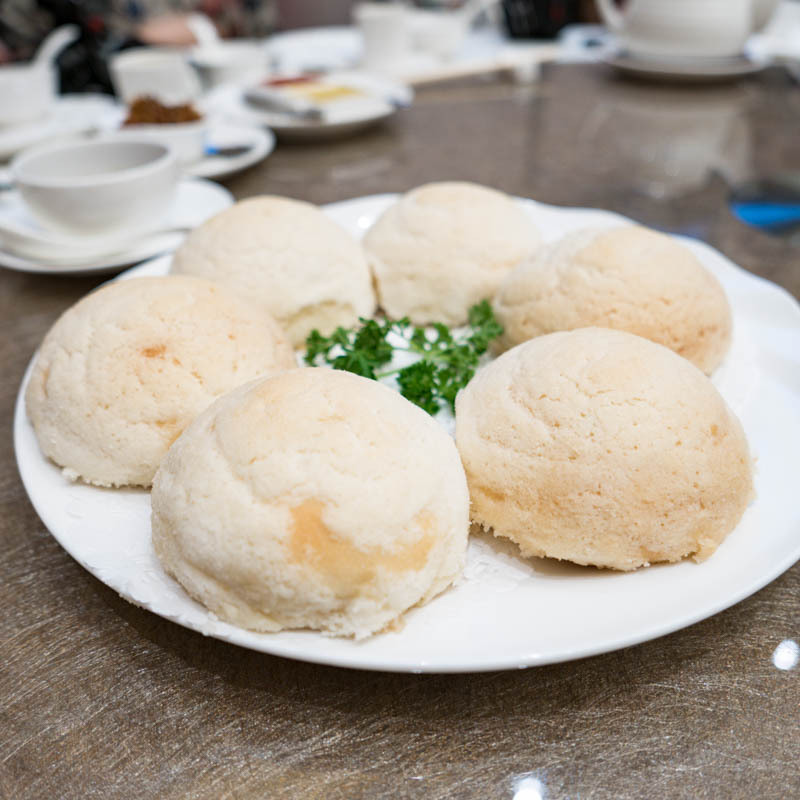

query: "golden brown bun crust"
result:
(494, 225), (732, 374)
(364, 182), (540, 325)
(25, 275), (296, 487)
(455, 328), (754, 570)
(172, 196), (376, 347)
(152, 368), (470, 638)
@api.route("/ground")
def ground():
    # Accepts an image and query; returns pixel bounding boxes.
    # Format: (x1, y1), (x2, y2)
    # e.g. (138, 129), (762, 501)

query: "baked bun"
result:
(171, 196), (376, 347)
(494, 225), (732, 374)
(364, 181), (540, 325)
(151, 368), (469, 638)
(26, 276), (296, 488)
(455, 328), (753, 571)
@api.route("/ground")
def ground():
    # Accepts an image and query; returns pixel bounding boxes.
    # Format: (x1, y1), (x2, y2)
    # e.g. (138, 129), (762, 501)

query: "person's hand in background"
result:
(135, 13), (198, 47)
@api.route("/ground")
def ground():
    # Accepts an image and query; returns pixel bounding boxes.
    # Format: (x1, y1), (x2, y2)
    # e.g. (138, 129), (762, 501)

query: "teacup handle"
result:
(595, 0), (625, 32)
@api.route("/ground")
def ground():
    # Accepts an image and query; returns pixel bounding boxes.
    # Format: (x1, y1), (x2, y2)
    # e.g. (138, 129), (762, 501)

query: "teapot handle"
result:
(595, 0), (625, 32)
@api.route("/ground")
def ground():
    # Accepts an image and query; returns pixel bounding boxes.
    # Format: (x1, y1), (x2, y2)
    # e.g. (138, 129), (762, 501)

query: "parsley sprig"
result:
(303, 300), (503, 415)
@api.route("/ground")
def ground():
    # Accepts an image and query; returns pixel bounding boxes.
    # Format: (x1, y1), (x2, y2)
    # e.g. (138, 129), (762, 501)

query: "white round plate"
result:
(14, 194), (800, 673)
(603, 50), (766, 83)
(0, 94), (123, 161)
(0, 178), (232, 276)
(186, 122), (275, 180)
(203, 72), (411, 141)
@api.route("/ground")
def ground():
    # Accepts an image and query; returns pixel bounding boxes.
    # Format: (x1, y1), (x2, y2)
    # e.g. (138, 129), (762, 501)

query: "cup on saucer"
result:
(10, 137), (180, 237)
(110, 47), (202, 105)
(596, 0), (755, 61)
(353, 2), (411, 69)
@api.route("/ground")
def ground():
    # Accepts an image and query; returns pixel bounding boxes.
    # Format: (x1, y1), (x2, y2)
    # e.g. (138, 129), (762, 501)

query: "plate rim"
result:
(602, 50), (766, 81)
(185, 123), (275, 180)
(13, 192), (800, 673)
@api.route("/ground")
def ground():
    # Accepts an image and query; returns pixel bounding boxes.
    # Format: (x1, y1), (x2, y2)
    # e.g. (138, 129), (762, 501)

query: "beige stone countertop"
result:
(1, 64), (798, 799)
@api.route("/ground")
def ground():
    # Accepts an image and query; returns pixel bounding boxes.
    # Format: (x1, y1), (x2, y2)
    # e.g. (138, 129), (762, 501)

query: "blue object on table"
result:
(730, 202), (800, 229)
(728, 175), (800, 234)
(204, 144), (252, 158)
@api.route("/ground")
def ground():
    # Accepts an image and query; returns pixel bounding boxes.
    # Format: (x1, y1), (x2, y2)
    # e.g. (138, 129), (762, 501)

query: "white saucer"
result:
(203, 71), (412, 141)
(186, 121), (275, 179)
(0, 178), (232, 276)
(0, 94), (123, 161)
(604, 50), (766, 83)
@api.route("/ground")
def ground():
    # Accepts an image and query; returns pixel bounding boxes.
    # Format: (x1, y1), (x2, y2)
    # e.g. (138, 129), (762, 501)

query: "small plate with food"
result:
(119, 95), (275, 179)
(203, 71), (413, 141)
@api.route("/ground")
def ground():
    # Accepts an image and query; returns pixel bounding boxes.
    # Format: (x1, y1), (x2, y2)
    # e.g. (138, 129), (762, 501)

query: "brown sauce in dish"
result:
(123, 96), (203, 125)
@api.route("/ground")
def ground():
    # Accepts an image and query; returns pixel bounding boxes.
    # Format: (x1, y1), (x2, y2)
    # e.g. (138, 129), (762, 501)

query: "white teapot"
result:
(596, 0), (780, 60)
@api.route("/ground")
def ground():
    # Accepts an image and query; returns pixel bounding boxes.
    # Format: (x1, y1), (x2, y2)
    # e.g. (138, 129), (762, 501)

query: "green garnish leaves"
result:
(303, 317), (399, 379)
(304, 301), (504, 415)
(396, 361), (439, 415)
(466, 299), (504, 354)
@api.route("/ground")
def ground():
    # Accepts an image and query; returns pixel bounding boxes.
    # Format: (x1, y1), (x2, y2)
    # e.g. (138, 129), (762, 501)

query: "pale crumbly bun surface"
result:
(364, 181), (540, 326)
(151, 368), (470, 638)
(494, 225), (732, 374)
(25, 275), (296, 489)
(455, 328), (754, 571)
(170, 196), (376, 347)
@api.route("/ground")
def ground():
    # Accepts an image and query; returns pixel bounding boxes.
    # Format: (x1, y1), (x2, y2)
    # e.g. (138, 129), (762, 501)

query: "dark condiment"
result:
(123, 96), (203, 125)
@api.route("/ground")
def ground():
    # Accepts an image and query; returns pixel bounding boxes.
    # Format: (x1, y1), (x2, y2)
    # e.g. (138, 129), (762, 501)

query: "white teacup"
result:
(596, 0), (754, 60)
(110, 47), (202, 105)
(0, 64), (56, 127)
(190, 40), (268, 89)
(353, 2), (410, 68)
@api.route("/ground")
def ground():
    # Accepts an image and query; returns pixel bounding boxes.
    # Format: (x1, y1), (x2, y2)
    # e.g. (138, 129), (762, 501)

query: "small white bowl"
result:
(110, 47), (202, 105)
(119, 119), (207, 165)
(0, 63), (56, 127)
(190, 41), (268, 88)
(11, 138), (180, 236)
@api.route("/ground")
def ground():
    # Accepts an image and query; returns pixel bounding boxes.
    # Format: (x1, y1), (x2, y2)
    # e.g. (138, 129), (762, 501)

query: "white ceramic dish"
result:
(14, 194), (800, 673)
(12, 138), (179, 236)
(110, 47), (202, 105)
(203, 72), (411, 141)
(0, 64), (56, 127)
(118, 120), (208, 165)
(0, 94), (123, 161)
(186, 121), (274, 179)
(190, 40), (269, 89)
(603, 50), (766, 83)
(0, 177), (232, 275)
(266, 26), (363, 74)
(0, 26), (79, 126)
(114, 119), (274, 177)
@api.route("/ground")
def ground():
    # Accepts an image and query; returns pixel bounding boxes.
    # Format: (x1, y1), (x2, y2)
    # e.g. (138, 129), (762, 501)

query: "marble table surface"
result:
(1, 64), (798, 799)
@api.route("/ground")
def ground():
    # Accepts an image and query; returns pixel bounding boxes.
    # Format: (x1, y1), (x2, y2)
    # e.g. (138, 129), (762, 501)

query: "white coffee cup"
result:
(0, 64), (56, 127)
(353, 2), (410, 68)
(110, 47), (201, 105)
(596, 0), (754, 60)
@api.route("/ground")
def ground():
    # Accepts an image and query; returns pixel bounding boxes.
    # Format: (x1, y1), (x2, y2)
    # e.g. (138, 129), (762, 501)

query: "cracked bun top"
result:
(494, 225), (732, 374)
(25, 275), (296, 488)
(455, 327), (754, 571)
(151, 368), (470, 638)
(171, 196), (376, 348)
(364, 182), (541, 326)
